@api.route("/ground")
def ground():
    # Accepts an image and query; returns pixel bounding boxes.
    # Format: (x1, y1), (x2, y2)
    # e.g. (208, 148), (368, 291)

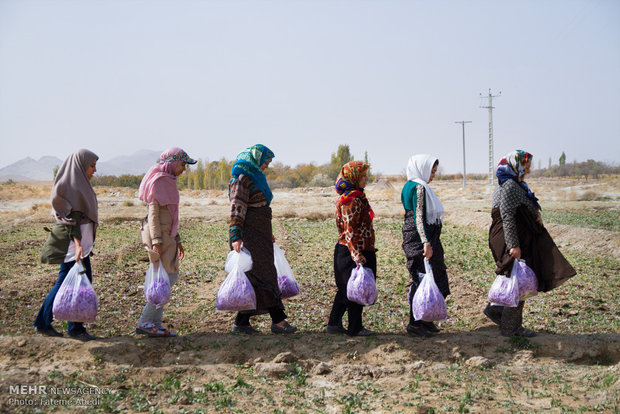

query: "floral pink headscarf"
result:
(138, 147), (189, 237)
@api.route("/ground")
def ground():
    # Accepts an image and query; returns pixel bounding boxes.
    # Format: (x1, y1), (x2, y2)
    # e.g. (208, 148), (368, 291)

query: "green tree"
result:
(559, 151), (566, 167)
(53, 165), (59, 180)
(328, 144), (354, 180)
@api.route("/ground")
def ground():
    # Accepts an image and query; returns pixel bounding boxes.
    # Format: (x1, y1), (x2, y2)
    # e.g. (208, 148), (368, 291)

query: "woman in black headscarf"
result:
(485, 150), (576, 337)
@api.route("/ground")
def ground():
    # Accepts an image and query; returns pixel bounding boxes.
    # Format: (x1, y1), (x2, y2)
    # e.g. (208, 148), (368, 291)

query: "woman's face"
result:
(85, 161), (97, 180)
(358, 173), (368, 189)
(173, 162), (187, 176)
(260, 159), (271, 171)
(522, 161), (531, 180)
(428, 164), (438, 183)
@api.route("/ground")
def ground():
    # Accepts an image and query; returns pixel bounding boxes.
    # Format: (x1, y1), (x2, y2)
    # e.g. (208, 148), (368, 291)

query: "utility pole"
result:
(454, 121), (471, 188)
(480, 89), (501, 185)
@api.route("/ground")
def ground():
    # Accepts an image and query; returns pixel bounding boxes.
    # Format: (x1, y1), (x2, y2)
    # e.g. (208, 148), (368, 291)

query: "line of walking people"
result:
(33, 146), (575, 340)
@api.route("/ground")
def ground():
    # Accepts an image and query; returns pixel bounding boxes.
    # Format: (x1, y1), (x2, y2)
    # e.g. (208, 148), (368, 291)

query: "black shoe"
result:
(271, 321), (297, 334)
(421, 321), (440, 333)
(232, 324), (260, 334)
(350, 328), (376, 337)
(68, 331), (97, 341)
(407, 323), (433, 338)
(483, 305), (502, 325)
(35, 326), (63, 337)
(326, 324), (347, 334)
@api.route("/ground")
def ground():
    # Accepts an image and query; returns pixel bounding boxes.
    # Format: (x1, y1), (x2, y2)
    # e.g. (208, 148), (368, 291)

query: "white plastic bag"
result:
(488, 262), (520, 307)
(144, 262), (171, 307)
(515, 259), (538, 300)
(217, 248), (256, 311)
(52, 261), (98, 323)
(273, 243), (300, 299)
(411, 259), (447, 321)
(347, 265), (378, 306)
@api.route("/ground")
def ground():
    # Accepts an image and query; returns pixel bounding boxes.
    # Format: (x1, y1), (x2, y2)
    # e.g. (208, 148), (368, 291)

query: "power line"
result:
(454, 121), (471, 188)
(480, 89), (501, 185)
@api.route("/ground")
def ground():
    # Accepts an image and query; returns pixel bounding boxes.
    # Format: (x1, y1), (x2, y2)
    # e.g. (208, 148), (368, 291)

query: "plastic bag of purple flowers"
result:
(217, 248), (256, 311)
(411, 259), (447, 321)
(52, 261), (98, 323)
(144, 262), (171, 307)
(273, 243), (300, 299)
(488, 266), (520, 307)
(515, 259), (538, 300)
(346, 265), (378, 306)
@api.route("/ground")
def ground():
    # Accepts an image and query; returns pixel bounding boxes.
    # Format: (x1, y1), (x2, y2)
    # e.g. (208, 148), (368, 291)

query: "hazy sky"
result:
(1, 0), (619, 175)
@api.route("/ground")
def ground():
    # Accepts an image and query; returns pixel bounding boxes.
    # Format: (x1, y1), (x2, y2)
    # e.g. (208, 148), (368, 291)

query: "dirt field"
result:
(0, 178), (618, 413)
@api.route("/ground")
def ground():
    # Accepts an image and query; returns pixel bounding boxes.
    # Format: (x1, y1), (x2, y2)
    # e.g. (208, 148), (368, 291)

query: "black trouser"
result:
(235, 307), (287, 326)
(328, 244), (377, 335)
(485, 301), (525, 335)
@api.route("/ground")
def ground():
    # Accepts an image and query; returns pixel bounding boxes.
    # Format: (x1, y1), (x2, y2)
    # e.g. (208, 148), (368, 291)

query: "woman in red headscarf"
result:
(327, 161), (377, 336)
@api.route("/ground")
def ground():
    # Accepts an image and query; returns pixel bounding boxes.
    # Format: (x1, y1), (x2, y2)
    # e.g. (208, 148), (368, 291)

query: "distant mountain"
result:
(0, 156), (63, 181)
(96, 149), (161, 176)
(0, 150), (162, 182)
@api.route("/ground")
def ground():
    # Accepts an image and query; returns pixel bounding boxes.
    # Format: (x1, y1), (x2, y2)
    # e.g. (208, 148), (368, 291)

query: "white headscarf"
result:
(406, 154), (444, 225)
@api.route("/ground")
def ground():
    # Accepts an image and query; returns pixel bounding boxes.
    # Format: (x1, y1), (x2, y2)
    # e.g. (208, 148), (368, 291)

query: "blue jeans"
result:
(33, 256), (92, 335)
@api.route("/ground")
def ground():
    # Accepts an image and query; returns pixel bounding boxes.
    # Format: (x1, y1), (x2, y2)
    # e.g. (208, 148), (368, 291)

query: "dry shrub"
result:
(122, 200), (135, 207)
(279, 210), (298, 219)
(304, 211), (332, 221)
(0, 182), (51, 201)
(30, 202), (51, 212)
(578, 191), (603, 201)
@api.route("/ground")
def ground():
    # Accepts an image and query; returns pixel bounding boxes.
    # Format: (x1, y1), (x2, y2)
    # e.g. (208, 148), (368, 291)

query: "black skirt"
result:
(401, 210), (450, 298)
(333, 243), (377, 295)
(489, 206), (576, 292)
(238, 206), (284, 314)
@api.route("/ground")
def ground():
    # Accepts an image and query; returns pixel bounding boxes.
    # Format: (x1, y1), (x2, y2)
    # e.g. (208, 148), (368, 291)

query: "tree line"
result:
(88, 147), (617, 189)
(90, 145), (359, 189)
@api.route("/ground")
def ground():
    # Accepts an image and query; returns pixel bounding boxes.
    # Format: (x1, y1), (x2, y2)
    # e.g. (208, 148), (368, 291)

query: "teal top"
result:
(401, 181), (429, 243)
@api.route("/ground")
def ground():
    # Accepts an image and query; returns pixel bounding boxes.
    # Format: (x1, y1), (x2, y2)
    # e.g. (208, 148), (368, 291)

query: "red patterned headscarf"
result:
(335, 161), (374, 220)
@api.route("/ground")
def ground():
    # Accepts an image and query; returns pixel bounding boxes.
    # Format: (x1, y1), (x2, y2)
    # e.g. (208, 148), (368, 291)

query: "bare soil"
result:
(0, 179), (618, 413)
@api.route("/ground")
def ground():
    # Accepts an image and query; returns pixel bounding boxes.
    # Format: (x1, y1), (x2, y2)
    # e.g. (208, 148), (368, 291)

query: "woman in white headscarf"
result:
(401, 154), (450, 337)
(36, 149), (99, 340)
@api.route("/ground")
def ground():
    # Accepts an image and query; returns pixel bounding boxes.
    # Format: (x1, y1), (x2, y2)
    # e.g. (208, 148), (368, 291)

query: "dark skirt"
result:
(402, 211), (450, 298)
(333, 243), (377, 293)
(238, 206), (284, 315)
(489, 206), (576, 292)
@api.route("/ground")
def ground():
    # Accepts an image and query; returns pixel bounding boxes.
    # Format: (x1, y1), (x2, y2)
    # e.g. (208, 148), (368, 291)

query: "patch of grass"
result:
(542, 209), (620, 231)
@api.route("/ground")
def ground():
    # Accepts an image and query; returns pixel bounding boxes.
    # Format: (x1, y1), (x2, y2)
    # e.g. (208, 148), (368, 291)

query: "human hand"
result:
(509, 247), (522, 260)
(423, 242), (433, 259)
(272, 234), (276, 243)
(75, 244), (84, 262)
(232, 240), (243, 253)
(536, 214), (543, 225)
(355, 255), (366, 267)
(178, 243), (185, 260)
(153, 244), (163, 256)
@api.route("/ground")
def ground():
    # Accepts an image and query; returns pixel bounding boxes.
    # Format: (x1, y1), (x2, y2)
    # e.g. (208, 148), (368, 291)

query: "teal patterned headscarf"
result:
(231, 144), (275, 204)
